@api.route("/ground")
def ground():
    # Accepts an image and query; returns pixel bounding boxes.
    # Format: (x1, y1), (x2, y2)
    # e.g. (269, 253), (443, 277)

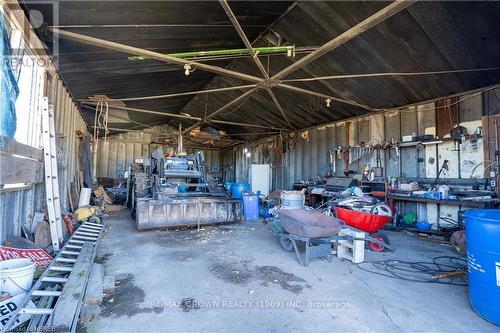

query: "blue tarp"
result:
(0, 16), (18, 139)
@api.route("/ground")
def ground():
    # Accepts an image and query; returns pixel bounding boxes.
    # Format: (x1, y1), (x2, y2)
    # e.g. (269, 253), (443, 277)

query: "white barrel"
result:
(0, 259), (36, 296)
(78, 187), (92, 208)
(280, 190), (305, 210)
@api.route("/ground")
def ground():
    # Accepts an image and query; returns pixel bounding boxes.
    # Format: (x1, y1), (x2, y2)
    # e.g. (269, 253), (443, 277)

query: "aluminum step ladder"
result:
(1, 222), (103, 332)
(41, 97), (63, 251)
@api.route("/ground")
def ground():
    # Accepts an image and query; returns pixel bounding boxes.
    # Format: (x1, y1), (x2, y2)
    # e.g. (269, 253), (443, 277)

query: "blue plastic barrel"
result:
(465, 209), (500, 326)
(242, 192), (259, 220)
(230, 183), (251, 199)
(224, 182), (235, 191)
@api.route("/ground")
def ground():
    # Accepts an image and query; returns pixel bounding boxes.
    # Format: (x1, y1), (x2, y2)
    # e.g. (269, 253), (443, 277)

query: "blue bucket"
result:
(465, 209), (500, 326)
(242, 192), (259, 220)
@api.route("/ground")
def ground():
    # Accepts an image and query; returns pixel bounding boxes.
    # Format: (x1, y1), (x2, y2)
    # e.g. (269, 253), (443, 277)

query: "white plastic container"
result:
(0, 259), (36, 296)
(280, 190), (305, 210)
(78, 187), (92, 208)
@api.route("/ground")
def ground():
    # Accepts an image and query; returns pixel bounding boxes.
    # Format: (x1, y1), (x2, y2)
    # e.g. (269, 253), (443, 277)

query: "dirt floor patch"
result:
(101, 274), (164, 317)
(208, 262), (308, 294)
(95, 253), (113, 264)
(208, 261), (253, 284)
(256, 266), (307, 295)
(179, 298), (201, 312)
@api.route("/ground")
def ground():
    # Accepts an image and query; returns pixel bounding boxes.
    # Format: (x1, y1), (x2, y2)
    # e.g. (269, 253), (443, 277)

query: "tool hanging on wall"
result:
(348, 146), (372, 164)
(432, 159), (450, 190)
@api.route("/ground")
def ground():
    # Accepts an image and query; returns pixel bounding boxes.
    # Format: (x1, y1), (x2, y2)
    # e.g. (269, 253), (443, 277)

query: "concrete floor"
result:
(84, 211), (498, 333)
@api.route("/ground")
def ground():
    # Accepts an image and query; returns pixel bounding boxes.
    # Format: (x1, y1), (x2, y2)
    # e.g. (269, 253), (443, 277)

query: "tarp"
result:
(0, 16), (18, 139)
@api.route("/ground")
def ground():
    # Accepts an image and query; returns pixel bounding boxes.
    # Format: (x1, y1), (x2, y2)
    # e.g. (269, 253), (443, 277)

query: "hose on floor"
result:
(356, 256), (467, 286)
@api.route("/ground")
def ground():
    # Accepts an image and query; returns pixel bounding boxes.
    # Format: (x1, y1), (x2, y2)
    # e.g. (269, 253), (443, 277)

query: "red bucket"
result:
(335, 207), (391, 234)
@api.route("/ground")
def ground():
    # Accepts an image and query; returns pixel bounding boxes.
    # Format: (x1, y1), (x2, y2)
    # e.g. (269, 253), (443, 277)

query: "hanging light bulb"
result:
(326, 98), (332, 107)
(184, 64), (192, 76)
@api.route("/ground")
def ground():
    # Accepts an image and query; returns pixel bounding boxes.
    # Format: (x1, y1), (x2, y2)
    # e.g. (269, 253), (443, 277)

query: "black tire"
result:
(279, 237), (294, 252)
(88, 216), (101, 224)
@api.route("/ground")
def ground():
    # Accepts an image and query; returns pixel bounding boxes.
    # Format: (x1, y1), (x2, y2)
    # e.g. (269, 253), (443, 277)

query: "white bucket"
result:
(0, 259), (36, 297)
(280, 190), (305, 210)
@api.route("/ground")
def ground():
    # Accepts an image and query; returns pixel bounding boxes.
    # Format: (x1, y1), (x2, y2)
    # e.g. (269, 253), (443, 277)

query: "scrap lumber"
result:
(84, 263), (104, 305)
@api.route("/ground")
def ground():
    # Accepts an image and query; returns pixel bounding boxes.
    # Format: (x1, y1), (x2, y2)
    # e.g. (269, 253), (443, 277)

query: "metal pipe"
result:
(220, 0), (293, 128)
(85, 102), (287, 131)
(219, 0), (270, 79)
(277, 83), (376, 112)
(400, 177), (488, 186)
(281, 67), (500, 83)
(267, 89), (293, 128)
(271, 1), (415, 80)
(128, 46), (294, 61)
(81, 84), (256, 102)
(182, 88), (258, 135)
(50, 27), (263, 84)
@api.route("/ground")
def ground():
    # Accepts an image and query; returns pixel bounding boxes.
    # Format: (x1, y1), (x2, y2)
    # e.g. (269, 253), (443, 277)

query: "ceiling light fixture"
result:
(184, 64), (192, 76)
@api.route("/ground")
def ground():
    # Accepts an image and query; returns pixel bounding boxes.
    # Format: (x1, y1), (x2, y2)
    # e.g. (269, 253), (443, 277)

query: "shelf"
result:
(388, 194), (499, 208)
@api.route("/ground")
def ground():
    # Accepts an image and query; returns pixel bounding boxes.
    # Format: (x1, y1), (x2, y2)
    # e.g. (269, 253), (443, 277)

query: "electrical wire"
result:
(93, 100), (110, 144)
(356, 256), (467, 286)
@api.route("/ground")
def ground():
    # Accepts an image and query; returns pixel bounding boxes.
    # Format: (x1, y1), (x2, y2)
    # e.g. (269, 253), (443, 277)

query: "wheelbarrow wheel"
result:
(279, 237), (294, 252)
(88, 216), (101, 224)
(367, 232), (390, 252)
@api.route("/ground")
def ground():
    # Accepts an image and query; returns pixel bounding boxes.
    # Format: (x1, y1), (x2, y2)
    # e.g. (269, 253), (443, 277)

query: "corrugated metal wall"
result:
(230, 89), (489, 192)
(49, 75), (88, 211)
(96, 132), (221, 179)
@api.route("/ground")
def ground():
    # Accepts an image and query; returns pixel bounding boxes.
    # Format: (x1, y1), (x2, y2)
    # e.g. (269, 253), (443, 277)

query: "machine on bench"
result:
(131, 127), (242, 230)
(322, 177), (358, 198)
(293, 177), (358, 207)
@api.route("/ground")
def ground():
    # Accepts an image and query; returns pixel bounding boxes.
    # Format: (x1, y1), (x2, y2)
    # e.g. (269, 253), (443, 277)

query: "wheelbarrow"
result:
(268, 208), (393, 266)
(335, 206), (392, 252)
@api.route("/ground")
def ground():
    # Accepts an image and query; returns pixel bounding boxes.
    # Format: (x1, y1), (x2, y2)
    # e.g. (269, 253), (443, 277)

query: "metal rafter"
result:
(219, 0), (293, 128)
(182, 87), (258, 135)
(50, 27), (263, 84)
(219, 0), (269, 79)
(81, 101), (286, 131)
(80, 84), (256, 102)
(271, 1), (415, 80)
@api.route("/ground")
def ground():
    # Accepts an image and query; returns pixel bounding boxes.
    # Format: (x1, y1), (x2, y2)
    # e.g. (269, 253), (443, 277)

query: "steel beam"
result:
(277, 83), (377, 112)
(51, 28), (263, 84)
(81, 84), (256, 102)
(182, 88), (258, 135)
(281, 67), (500, 82)
(219, 0), (269, 79)
(271, 1), (415, 80)
(266, 89), (293, 128)
(84, 101), (286, 131)
(220, 0), (293, 128)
